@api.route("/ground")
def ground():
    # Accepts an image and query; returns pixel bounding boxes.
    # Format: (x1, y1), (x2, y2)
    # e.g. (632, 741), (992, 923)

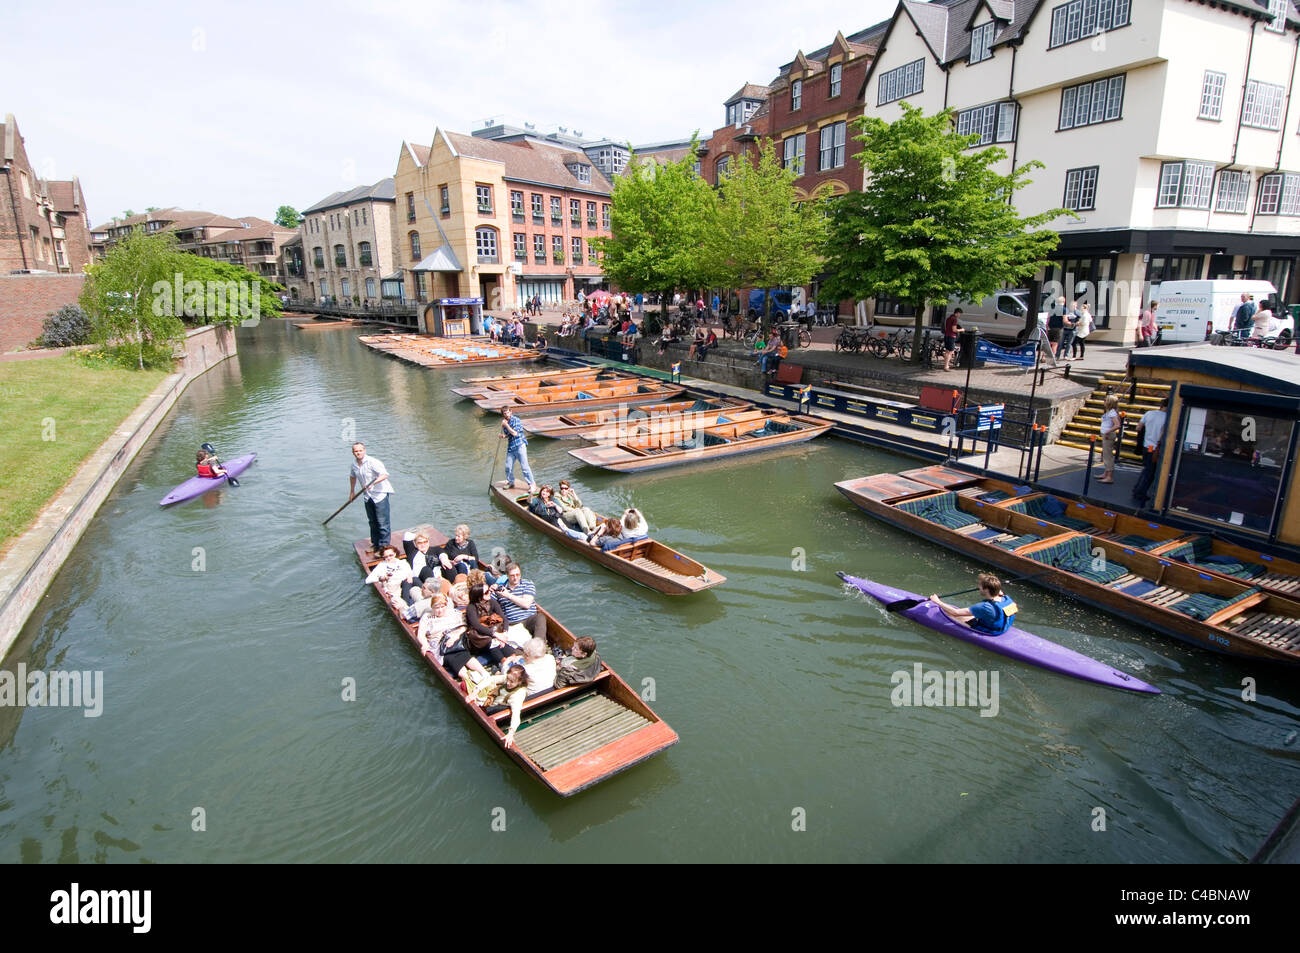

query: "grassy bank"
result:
(0, 354), (166, 555)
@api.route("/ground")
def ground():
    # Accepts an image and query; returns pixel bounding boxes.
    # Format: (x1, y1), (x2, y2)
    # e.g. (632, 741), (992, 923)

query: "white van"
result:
(1155, 280), (1282, 343)
(872, 290), (1039, 342)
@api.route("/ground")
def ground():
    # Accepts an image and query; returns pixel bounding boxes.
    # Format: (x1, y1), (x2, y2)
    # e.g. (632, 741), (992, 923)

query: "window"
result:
(551, 196), (562, 222)
(476, 184), (493, 214)
(341, 278), (350, 298)
(570, 198), (581, 224)
(511, 191), (524, 219)
(573, 164), (591, 184)
(532, 193), (544, 222)
(1214, 169), (1251, 213)
(313, 246), (324, 269)
(533, 234), (545, 261)
(819, 122), (846, 171)
(1258, 173), (1300, 214)
(1059, 74), (1125, 129)
(405, 193), (415, 222)
(829, 63), (842, 97)
(1243, 80), (1285, 130)
(1049, 0), (1131, 48)
(365, 277), (376, 297)
(874, 295), (916, 318)
(552, 235), (564, 262)
(409, 231), (421, 261)
(970, 22), (995, 63)
(783, 134), (806, 175)
(19, 171), (31, 198)
(727, 103), (739, 125)
(361, 208), (367, 225)
(1268, 0), (1286, 33)
(1063, 167), (1098, 210)
(716, 156), (733, 180)
(476, 227), (498, 263)
(587, 201), (597, 226)
(791, 79), (802, 111)
(878, 59), (924, 105)
(513, 232), (526, 259)
(439, 186), (450, 216)
(334, 244), (347, 267)
(1157, 161), (1213, 209)
(572, 237), (583, 263)
(1199, 71), (1226, 121)
(956, 102), (1018, 145)
(358, 241), (372, 266)
(602, 204), (610, 229)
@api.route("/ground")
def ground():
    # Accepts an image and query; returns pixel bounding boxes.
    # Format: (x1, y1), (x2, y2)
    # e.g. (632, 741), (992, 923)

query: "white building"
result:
(860, 0), (1300, 341)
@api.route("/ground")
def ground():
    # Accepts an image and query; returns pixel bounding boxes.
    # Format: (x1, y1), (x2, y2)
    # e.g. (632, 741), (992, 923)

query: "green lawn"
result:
(0, 355), (166, 554)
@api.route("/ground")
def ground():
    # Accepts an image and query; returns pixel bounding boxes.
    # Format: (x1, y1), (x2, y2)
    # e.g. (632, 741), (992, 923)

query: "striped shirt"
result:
(500, 579), (537, 624)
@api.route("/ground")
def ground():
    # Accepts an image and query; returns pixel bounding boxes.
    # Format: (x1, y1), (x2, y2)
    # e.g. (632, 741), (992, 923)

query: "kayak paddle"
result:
(881, 571), (1051, 613)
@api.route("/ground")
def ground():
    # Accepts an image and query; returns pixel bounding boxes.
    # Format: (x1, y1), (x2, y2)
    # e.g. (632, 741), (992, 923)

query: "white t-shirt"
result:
(1139, 409), (1167, 450)
(523, 654), (557, 693)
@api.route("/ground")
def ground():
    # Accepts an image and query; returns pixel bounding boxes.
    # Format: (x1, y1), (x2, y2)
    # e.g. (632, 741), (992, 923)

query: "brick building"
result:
(392, 128), (614, 318)
(293, 178), (395, 305)
(1, 114), (93, 275)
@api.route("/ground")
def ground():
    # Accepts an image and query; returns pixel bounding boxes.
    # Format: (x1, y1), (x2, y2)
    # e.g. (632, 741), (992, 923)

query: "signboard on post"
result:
(974, 338), (1038, 367)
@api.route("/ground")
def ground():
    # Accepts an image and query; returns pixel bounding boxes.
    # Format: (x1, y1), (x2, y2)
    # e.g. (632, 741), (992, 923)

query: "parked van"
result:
(747, 288), (792, 320)
(872, 290), (1040, 342)
(1155, 280), (1281, 343)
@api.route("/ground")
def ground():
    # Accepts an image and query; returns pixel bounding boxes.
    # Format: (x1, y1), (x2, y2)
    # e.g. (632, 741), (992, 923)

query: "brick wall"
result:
(0, 274), (87, 352)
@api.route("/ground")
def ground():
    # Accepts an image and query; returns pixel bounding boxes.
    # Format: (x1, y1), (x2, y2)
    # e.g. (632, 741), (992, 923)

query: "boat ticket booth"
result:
(1129, 345), (1300, 549)
(420, 297), (484, 337)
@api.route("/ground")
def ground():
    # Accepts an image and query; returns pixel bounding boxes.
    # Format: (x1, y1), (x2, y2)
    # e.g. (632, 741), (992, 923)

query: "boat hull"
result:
(837, 572), (1159, 693)
(569, 416), (832, 472)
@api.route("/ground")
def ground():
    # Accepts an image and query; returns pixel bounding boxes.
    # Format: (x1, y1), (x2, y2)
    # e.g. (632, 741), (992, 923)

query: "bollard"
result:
(1034, 424), (1048, 482)
(1083, 436), (1096, 496)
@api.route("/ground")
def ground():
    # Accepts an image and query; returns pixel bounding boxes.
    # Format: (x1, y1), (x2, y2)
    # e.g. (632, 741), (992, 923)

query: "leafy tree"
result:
(594, 137), (719, 330)
(80, 229), (183, 369)
(821, 103), (1065, 362)
(162, 254), (285, 323)
(122, 209), (136, 219)
(275, 205), (302, 228)
(709, 139), (828, 330)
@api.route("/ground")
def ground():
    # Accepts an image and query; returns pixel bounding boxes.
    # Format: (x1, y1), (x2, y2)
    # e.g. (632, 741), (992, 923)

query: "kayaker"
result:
(930, 574), (1018, 635)
(195, 447), (229, 480)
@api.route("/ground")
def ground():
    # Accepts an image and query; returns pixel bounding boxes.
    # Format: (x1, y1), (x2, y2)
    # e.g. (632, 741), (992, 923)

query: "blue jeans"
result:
(364, 495), (390, 551)
(505, 444), (534, 486)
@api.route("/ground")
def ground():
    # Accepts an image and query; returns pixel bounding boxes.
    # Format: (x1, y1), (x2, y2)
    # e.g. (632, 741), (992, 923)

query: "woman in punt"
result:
(555, 480), (598, 534)
(438, 524), (480, 584)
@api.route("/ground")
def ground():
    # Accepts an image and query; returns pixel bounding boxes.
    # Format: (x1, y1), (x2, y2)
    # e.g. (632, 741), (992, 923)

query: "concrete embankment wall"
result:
(0, 324), (236, 660)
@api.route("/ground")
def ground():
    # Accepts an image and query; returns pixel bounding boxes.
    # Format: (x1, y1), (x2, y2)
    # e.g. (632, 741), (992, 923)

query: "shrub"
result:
(37, 305), (93, 348)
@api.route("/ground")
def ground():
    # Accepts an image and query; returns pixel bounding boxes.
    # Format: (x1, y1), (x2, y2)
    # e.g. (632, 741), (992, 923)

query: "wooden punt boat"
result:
(453, 369), (636, 400)
(476, 379), (686, 415)
(895, 465), (1300, 598)
(489, 481), (726, 594)
(522, 396), (753, 440)
(834, 467), (1300, 665)
(358, 334), (543, 369)
(450, 366), (613, 399)
(569, 412), (833, 473)
(355, 529), (678, 795)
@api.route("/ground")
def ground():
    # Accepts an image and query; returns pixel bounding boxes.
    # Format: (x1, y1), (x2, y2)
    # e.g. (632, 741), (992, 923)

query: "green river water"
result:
(1, 320), (1297, 863)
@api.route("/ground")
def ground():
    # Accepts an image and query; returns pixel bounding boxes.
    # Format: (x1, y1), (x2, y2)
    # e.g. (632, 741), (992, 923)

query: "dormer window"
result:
(727, 103), (739, 125)
(829, 63), (842, 97)
(970, 21), (994, 63)
(568, 162), (591, 184)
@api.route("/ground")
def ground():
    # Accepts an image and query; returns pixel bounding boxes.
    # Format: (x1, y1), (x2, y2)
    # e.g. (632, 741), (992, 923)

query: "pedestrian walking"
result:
(1072, 303), (1093, 358)
(1048, 296), (1066, 356)
(349, 442), (394, 555)
(1058, 300), (1080, 359)
(1233, 293), (1256, 339)
(1137, 301), (1158, 348)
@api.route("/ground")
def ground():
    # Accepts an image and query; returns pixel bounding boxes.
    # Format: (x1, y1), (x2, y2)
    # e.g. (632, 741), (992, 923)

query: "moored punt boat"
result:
(450, 366), (612, 399)
(489, 481), (726, 594)
(895, 465), (1300, 598)
(522, 396), (753, 440)
(358, 334), (543, 369)
(355, 529), (678, 795)
(476, 379), (685, 415)
(452, 368), (636, 400)
(834, 471), (1300, 665)
(569, 412), (833, 473)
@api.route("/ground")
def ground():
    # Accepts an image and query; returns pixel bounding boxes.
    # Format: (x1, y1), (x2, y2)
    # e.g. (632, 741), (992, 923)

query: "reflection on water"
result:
(0, 320), (1297, 863)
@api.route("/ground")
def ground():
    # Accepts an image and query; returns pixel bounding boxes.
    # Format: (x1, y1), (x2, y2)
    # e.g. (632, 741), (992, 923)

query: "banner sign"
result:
(976, 338), (1037, 367)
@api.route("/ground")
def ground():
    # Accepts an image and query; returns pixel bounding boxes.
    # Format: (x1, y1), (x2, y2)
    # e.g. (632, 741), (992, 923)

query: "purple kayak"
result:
(159, 453), (257, 506)
(837, 572), (1159, 694)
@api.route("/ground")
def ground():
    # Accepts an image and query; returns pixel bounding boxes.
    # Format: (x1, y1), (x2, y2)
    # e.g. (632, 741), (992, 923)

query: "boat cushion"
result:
(994, 533), (1042, 550)
(1119, 579), (1158, 598)
(1113, 533), (1164, 551)
(1009, 496), (1094, 532)
(977, 490), (1010, 502)
(576, 391), (595, 399)
(1172, 587), (1261, 621)
(895, 492), (982, 530)
(969, 528), (1005, 541)
(1027, 535), (1129, 584)
(703, 433), (730, 447)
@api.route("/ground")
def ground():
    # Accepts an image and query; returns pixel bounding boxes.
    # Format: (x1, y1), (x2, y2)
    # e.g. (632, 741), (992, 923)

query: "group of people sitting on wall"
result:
(363, 523), (603, 749)
(523, 481), (649, 552)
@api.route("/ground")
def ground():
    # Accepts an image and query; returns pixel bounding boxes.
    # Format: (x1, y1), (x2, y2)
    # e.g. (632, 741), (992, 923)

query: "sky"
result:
(3, 0), (901, 227)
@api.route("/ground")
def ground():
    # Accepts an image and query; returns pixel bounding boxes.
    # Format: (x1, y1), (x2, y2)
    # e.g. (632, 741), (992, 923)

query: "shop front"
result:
(420, 297), (484, 336)
(516, 276), (566, 308)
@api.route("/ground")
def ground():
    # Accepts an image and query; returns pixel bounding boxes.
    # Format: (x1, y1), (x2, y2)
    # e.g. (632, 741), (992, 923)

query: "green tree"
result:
(594, 137), (719, 330)
(80, 229), (183, 369)
(275, 205), (302, 228)
(821, 103), (1066, 362)
(709, 139), (828, 330)
(164, 253), (285, 323)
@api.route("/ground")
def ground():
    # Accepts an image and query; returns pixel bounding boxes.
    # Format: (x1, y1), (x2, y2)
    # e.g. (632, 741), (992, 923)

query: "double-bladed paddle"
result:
(882, 571), (1051, 613)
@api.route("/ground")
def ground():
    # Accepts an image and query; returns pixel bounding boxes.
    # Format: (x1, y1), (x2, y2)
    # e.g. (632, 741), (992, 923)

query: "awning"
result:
(412, 245), (463, 272)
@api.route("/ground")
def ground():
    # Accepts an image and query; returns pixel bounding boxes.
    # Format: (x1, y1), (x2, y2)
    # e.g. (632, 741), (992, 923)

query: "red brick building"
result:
(1, 114), (93, 275)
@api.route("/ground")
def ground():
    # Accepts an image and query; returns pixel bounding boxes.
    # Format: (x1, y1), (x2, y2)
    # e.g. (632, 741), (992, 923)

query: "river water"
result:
(1, 320), (1297, 863)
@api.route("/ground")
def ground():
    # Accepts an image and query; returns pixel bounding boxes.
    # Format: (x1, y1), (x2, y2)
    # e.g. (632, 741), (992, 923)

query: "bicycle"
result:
(834, 326), (870, 353)
(775, 321), (813, 349)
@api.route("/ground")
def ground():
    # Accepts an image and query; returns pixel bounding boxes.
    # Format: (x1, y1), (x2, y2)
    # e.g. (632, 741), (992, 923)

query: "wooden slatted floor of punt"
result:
(629, 555), (696, 580)
(1219, 612), (1300, 650)
(513, 691), (652, 771)
(1257, 572), (1300, 594)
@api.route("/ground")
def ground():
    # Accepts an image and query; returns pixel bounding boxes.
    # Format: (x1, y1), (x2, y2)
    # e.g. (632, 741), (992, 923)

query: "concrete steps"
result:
(1057, 374), (1171, 460)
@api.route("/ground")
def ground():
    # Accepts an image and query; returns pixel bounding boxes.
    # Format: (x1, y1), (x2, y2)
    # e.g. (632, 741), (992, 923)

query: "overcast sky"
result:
(5, 0), (899, 227)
